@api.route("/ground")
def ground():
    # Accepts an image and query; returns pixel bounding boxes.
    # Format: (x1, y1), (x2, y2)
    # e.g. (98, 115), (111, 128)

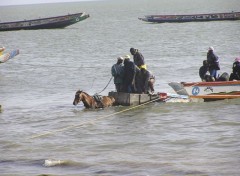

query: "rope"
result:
(18, 63), (96, 69)
(96, 76), (113, 94)
(28, 96), (160, 140)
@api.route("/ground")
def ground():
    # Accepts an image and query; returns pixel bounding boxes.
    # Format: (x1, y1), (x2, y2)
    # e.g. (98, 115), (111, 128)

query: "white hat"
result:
(117, 56), (123, 60)
(124, 55), (131, 59)
(208, 46), (214, 51)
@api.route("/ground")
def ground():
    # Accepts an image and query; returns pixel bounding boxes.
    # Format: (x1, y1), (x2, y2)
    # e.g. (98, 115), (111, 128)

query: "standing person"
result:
(207, 46), (220, 80)
(229, 57), (240, 81)
(123, 55), (136, 93)
(134, 66), (143, 93)
(140, 68), (155, 94)
(111, 56), (125, 92)
(130, 48), (147, 69)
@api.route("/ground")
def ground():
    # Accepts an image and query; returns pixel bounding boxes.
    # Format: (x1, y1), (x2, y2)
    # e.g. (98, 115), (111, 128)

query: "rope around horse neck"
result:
(28, 97), (160, 140)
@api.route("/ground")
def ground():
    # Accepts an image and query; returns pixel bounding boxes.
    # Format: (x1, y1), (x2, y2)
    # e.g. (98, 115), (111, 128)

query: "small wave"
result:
(43, 159), (69, 167)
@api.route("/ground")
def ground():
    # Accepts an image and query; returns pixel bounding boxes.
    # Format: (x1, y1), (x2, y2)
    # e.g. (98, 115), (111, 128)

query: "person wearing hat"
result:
(207, 46), (220, 80)
(111, 56), (125, 92)
(140, 67), (155, 94)
(130, 48), (147, 69)
(229, 57), (240, 81)
(123, 55), (136, 93)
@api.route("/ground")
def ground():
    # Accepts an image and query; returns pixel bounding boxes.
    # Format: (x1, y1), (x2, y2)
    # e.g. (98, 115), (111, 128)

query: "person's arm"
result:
(111, 65), (116, 77)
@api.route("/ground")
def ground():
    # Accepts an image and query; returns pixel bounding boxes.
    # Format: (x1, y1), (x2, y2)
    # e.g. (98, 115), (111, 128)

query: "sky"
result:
(0, 0), (96, 6)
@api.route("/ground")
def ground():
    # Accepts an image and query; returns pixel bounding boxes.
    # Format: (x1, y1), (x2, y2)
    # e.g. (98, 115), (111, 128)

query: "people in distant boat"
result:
(111, 56), (125, 92)
(229, 57), (240, 81)
(207, 46), (220, 80)
(123, 55), (136, 93)
(130, 48), (147, 69)
(0, 46), (5, 55)
(140, 67), (155, 95)
(199, 60), (215, 82)
(199, 60), (209, 81)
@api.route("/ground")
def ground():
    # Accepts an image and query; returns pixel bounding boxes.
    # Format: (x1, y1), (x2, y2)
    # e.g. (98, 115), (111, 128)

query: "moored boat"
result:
(169, 81), (240, 101)
(139, 11), (240, 23)
(0, 12), (89, 31)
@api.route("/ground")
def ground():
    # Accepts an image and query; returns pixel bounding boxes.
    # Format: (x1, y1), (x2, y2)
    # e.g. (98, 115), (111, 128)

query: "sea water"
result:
(0, 0), (240, 175)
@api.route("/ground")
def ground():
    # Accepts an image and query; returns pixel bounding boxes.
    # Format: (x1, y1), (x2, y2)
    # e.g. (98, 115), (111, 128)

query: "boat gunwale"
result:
(189, 94), (240, 99)
(145, 11), (240, 18)
(182, 81), (240, 87)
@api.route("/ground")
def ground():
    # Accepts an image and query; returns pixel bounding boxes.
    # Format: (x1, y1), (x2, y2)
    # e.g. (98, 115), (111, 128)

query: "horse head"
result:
(73, 90), (83, 106)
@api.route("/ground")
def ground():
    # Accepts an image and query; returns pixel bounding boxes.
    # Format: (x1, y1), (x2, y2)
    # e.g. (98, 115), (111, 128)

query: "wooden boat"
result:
(0, 12), (89, 31)
(169, 81), (240, 101)
(108, 92), (189, 106)
(108, 92), (160, 106)
(138, 11), (240, 23)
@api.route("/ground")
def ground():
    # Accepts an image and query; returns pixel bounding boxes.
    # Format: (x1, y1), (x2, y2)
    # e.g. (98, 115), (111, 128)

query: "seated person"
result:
(199, 60), (215, 82)
(229, 57), (240, 81)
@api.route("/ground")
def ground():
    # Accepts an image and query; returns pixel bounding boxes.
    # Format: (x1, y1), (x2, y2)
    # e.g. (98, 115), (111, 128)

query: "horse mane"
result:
(77, 90), (91, 97)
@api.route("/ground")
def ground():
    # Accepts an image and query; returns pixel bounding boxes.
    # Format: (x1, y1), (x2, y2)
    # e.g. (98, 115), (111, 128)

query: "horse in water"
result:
(73, 90), (115, 109)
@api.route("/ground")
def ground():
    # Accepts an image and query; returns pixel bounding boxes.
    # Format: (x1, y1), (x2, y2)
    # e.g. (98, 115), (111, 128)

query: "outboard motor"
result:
(218, 72), (230, 81)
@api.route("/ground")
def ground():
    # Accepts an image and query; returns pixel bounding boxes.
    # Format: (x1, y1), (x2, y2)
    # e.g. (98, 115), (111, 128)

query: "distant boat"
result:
(139, 11), (240, 23)
(168, 81), (240, 102)
(0, 12), (89, 31)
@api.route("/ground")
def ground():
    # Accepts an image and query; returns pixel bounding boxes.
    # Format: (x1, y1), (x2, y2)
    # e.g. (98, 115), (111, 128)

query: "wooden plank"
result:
(108, 92), (159, 106)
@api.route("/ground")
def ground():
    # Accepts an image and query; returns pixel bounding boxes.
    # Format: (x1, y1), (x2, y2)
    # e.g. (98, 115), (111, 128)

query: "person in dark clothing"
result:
(199, 60), (209, 81)
(207, 46), (220, 80)
(130, 48), (147, 69)
(218, 72), (229, 81)
(123, 55), (136, 93)
(134, 66), (143, 93)
(140, 68), (155, 94)
(199, 60), (215, 81)
(229, 57), (240, 81)
(111, 57), (124, 92)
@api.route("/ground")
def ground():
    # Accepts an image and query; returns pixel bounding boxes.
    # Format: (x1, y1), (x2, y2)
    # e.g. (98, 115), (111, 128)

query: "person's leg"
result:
(115, 84), (121, 92)
(209, 69), (217, 79)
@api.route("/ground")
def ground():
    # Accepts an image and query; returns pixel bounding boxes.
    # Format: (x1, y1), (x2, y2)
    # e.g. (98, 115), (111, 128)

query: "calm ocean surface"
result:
(0, 0), (240, 175)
